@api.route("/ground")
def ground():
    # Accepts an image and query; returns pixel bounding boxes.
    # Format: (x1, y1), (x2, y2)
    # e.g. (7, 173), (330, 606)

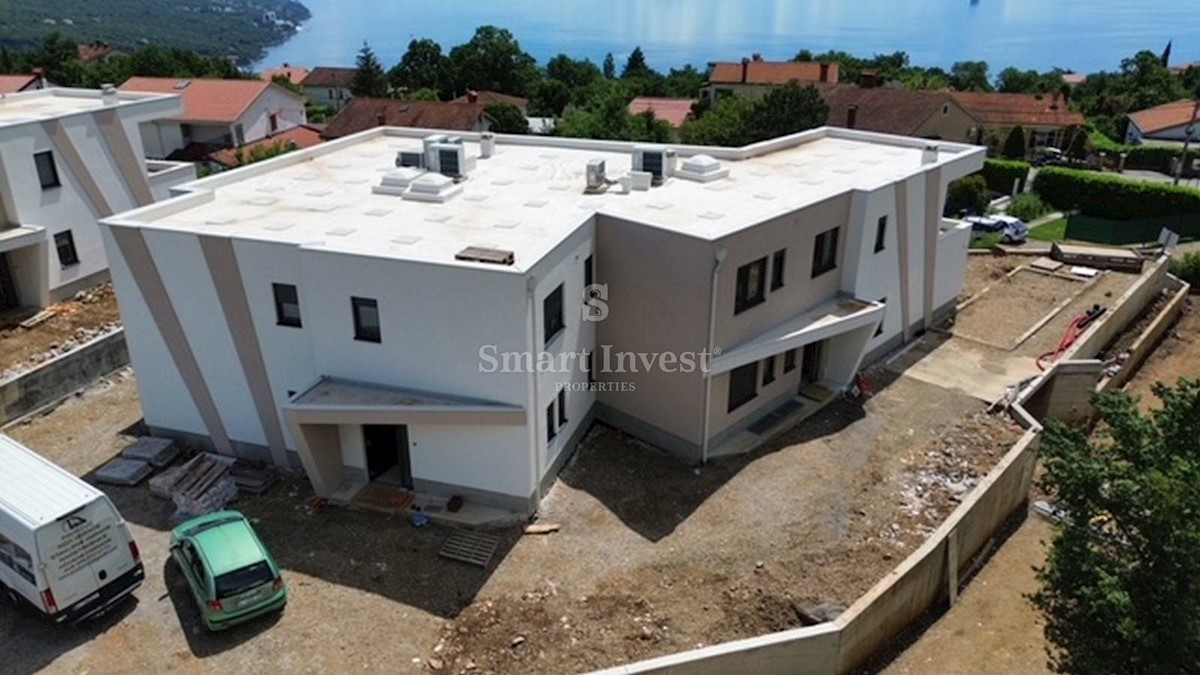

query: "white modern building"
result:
(0, 87), (195, 311)
(100, 127), (983, 514)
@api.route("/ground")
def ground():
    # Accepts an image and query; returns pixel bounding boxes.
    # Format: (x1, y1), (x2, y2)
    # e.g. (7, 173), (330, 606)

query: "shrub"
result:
(1032, 167), (1200, 219)
(1007, 193), (1050, 221)
(980, 159), (1030, 194)
(1171, 252), (1200, 288)
(1088, 129), (1126, 155)
(1001, 125), (1027, 159)
(1126, 145), (1199, 177)
(944, 174), (990, 217)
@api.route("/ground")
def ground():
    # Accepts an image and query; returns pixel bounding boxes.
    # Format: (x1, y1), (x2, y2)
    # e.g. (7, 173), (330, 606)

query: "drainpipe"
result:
(700, 248), (727, 465)
(525, 275), (542, 503)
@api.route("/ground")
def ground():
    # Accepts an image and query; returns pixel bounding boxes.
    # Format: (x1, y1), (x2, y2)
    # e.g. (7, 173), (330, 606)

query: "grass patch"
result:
(1029, 218), (1068, 242)
(970, 232), (1003, 249)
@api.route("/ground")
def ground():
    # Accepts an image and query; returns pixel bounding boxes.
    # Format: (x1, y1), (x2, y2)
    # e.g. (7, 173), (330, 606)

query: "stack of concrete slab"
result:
(94, 457), (154, 486)
(121, 437), (180, 468)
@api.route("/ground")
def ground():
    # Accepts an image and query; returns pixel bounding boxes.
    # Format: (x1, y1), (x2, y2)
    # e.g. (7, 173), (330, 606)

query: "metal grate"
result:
(439, 531), (501, 568)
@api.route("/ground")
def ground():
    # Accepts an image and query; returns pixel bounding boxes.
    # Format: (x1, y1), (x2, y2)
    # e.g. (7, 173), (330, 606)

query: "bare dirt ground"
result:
(1, 367), (1024, 675)
(954, 270), (1086, 349)
(1123, 299), (1199, 409)
(962, 254), (1019, 302)
(0, 282), (121, 380)
(1015, 271), (1137, 359)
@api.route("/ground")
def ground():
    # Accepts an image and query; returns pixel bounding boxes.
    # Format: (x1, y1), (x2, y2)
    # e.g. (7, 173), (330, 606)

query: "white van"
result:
(0, 435), (145, 623)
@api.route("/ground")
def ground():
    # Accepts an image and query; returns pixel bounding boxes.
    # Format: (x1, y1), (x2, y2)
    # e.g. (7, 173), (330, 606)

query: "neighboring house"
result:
(0, 72), (51, 94)
(208, 124), (323, 169)
(320, 99), (491, 139)
(701, 55), (839, 104)
(0, 87), (195, 311)
(1060, 73), (1087, 88)
(1125, 99), (1199, 145)
(820, 85), (982, 142)
(100, 125), (983, 516)
(301, 67), (356, 111)
(119, 77), (308, 159)
(452, 90), (530, 115)
(261, 63), (310, 87)
(77, 41), (118, 64)
(950, 91), (1086, 155)
(628, 97), (696, 128)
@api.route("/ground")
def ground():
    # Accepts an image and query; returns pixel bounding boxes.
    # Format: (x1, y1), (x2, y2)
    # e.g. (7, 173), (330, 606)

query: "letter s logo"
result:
(583, 283), (609, 322)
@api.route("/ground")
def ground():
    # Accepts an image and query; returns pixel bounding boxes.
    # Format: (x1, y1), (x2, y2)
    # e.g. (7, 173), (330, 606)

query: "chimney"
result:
(846, 104), (858, 129)
(819, 62), (830, 82)
(859, 69), (880, 88)
(467, 90), (479, 104)
(376, 111), (386, 126)
(741, 57), (750, 83)
(100, 83), (118, 106)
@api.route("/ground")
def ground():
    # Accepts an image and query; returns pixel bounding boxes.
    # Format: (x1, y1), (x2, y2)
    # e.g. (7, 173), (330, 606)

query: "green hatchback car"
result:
(169, 510), (287, 631)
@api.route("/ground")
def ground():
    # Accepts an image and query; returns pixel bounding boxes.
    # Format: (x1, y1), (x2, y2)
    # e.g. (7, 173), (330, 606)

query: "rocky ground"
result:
(0, 282), (121, 381)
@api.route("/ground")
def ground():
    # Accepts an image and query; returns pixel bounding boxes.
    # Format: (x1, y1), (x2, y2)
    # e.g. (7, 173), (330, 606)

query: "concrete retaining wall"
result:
(1069, 256), (1168, 361)
(1098, 276), (1191, 392)
(1022, 360), (1105, 423)
(0, 329), (128, 425)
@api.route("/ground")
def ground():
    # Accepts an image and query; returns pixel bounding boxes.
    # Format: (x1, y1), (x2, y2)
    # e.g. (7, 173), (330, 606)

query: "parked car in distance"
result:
(1032, 146), (1064, 167)
(169, 510), (286, 631)
(963, 214), (1029, 243)
(0, 434), (144, 623)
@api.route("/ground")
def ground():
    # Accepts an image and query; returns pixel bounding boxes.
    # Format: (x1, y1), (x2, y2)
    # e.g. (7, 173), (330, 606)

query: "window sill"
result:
(59, 262), (80, 270)
(276, 321), (303, 329)
(734, 298), (766, 316)
(354, 335), (381, 344)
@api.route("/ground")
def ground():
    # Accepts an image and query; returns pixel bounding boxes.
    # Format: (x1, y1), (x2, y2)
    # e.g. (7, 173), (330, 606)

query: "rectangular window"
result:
(770, 249), (786, 291)
(351, 296), (381, 343)
(272, 283), (302, 328)
(269, 113), (280, 134)
(546, 402), (557, 442)
(811, 227), (840, 278)
(586, 351), (596, 384)
(762, 356), (776, 386)
(35, 151), (60, 189)
(875, 297), (887, 337)
(543, 284), (565, 345)
(783, 349), (797, 374)
(557, 389), (568, 426)
(54, 230), (79, 267)
(734, 257), (768, 314)
(874, 216), (888, 253)
(727, 362), (758, 413)
(583, 255), (594, 295)
(233, 124), (246, 146)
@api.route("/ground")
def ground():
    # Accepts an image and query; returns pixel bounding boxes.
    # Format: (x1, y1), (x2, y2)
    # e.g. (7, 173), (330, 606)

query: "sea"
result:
(258, 0), (1200, 76)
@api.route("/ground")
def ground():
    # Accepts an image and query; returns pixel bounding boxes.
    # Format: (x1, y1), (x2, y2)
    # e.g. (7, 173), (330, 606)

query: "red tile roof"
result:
(628, 97), (696, 128)
(119, 77), (303, 125)
(452, 90), (529, 108)
(1128, 99), (1199, 135)
(0, 74), (42, 94)
(321, 98), (490, 139)
(262, 65), (310, 86)
(709, 60), (839, 86)
(819, 85), (976, 136)
(950, 91), (1085, 128)
(1060, 73), (1087, 86)
(209, 125), (324, 168)
(301, 67), (357, 89)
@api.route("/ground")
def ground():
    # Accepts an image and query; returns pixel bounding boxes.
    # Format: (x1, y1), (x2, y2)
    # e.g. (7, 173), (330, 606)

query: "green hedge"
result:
(1086, 131), (1198, 177)
(1171, 252), (1200, 288)
(980, 159), (1030, 194)
(1032, 167), (1200, 219)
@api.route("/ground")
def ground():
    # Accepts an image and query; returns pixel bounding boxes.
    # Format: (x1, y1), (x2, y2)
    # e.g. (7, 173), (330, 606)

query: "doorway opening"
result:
(0, 253), (18, 311)
(363, 424), (412, 489)
(800, 340), (824, 385)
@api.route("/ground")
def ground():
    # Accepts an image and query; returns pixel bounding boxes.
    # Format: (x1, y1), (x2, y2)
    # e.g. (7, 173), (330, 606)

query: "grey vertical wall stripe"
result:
(894, 179), (913, 342)
(198, 236), (290, 468)
(94, 109), (155, 207)
(40, 119), (113, 217)
(109, 227), (233, 455)
(922, 167), (943, 331)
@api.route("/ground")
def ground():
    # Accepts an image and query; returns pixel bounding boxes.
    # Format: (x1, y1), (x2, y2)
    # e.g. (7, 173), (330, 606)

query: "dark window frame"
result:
(762, 356), (776, 386)
(783, 349), (797, 374)
(586, 351), (596, 384)
(770, 249), (786, 291)
(557, 389), (568, 426)
(543, 284), (565, 346)
(35, 151), (60, 189)
(53, 230), (79, 267)
(272, 283), (302, 328)
(734, 257), (768, 314)
(874, 216), (888, 253)
(546, 402), (557, 442)
(875, 297), (887, 337)
(351, 296), (381, 343)
(811, 227), (840, 278)
(583, 255), (594, 303)
(727, 362), (758, 413)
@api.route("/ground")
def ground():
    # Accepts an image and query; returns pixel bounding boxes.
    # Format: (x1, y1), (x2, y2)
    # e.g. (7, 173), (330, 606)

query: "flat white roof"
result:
(0, 87), (178, 128)
(106, 126), (984, 272)
(0, 434), (103, 528)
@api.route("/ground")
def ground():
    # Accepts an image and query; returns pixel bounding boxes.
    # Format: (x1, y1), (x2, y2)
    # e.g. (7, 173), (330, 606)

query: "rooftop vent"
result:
(632, 146), (677, 186)
(480, 132), (496, 158)
(585, 158), (614, 194)
(402, 173), (463, 203)
(372, 167), (424, 196)
(674, 154), (730, 183)
(921, 144), (939, 165)
(456, 246), (515, 266)
(395, 151), (424, 169)
(100, 83), (118, 106)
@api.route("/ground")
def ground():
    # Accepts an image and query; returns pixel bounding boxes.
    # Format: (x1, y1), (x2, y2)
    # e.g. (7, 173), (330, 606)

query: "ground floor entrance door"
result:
(0, 254), (17, 310)
(363, 424), (412, 489)
(800, 340), (823, 386)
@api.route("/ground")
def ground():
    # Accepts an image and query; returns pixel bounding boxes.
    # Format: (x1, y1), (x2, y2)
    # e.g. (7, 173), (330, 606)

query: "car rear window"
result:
(214, 561), (275, 598)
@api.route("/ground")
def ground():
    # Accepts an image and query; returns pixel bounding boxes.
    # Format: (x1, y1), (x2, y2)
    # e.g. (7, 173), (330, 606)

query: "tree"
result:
(950, 60), (992, 92)
(602, 52), (616, 79)
(388, 39), (450, 97)
(1002, 125), (1028, 159)
(678, 95), (754, 146)
(679, 82), (828, 147)
(406, 87), (440, 101)
(996, 67), (1042, 93)
(555, 82), (668, 142)
(943, 175), (990, 216)
(271, 73), (303, 95)
(447, 26), (539, 97)
(664, 64), (706, 98)
(621, 47), (653, 79)
(351, 41), (389, 98)
(1030, 380), (1200, 674)
(484, 102), (530, 134)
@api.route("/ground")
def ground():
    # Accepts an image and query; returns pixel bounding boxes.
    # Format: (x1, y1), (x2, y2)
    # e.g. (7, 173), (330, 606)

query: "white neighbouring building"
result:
(0, 87), (195, 311)
(100, 127), (983, 515)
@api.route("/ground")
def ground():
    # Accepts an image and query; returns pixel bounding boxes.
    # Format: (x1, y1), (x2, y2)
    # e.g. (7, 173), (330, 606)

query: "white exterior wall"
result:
(842, 185), (904, 352)
(933, 222), (972, 310)
(236, 87), (307, 142)
(305, 86), (352, 111)
(139, 121), (186, 159)
(1127, 121), (1195, 144)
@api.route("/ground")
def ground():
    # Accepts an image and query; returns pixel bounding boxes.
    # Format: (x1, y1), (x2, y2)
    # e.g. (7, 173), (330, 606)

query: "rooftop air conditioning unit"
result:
(633, 146), (677, 186)
(431, 143), (475, 178)
(396, 151), (425, 169)
(423, 133), (448, 170)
